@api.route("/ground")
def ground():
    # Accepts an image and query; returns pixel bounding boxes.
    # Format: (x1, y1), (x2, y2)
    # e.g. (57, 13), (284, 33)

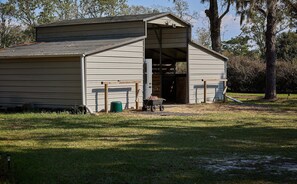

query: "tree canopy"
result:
(277, 32), (297, 63)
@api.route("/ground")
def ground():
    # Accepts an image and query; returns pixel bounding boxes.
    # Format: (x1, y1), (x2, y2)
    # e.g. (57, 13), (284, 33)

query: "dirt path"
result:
(121, 103), (274, 117)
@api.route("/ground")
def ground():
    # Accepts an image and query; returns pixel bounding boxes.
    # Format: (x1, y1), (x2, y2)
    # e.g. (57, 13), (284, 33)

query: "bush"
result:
(276, 62), (297, 93)
(227, 56), (297, 93)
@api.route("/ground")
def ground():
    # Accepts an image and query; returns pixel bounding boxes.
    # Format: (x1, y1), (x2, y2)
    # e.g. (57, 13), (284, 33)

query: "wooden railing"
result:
(101, 80), (141, 113)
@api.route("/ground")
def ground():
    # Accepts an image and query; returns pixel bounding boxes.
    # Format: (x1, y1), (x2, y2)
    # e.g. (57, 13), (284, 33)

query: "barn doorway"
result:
(145, 24), (189, 104)
(144, 20), (189, 104)
(145, 48), (188, 104)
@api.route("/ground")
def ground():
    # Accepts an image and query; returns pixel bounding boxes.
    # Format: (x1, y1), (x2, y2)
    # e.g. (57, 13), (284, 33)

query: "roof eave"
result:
(0, 54), (82, 59)
(35, 20), (144, 28)
(36, 13), (192, 28)
(143, 13), (192, 27)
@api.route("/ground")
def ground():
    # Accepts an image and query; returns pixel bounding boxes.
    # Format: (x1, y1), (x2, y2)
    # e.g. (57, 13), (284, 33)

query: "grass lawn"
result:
(0, 93), (297, 183)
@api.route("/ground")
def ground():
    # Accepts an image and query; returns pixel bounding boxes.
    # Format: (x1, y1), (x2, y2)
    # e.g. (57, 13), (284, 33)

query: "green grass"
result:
(228, 92), (297, 112)
(0, 93), (297, 183)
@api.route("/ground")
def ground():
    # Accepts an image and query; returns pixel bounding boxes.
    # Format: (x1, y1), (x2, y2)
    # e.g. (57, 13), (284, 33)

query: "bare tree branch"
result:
(219, 0), (231, 20)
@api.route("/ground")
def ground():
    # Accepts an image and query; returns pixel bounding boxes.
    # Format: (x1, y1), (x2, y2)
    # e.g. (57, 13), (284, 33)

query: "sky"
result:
(0, 0), (241, 40)
(127, 0), (242, 40)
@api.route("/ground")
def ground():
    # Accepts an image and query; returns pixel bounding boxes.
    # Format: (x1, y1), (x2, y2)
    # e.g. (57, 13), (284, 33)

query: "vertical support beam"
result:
(223, 81), (227, 103)
(135, 82), (139, 110)
(204, 81), (207, 103)
(153, 25), (162, 97)
(104, 83), (108, 113)
(159, 27), (163, 97)
(80, 55), (86, 106)
(7, 155), (11, 170)
(186, 27), (190, 104)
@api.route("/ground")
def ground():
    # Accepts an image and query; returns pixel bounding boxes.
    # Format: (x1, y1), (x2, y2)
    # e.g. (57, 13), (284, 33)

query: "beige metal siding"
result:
(148, 15), (186, 27)
(188, 44), (226, 103)
(146, 27), (187, 49)
(37, 22), (145, 42)
(85, 40), (144, 112)
(0, 57), (82, 108)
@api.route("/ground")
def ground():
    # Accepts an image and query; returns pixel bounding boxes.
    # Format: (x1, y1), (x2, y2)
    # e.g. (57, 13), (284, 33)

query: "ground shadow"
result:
(1, 115), (297, 183)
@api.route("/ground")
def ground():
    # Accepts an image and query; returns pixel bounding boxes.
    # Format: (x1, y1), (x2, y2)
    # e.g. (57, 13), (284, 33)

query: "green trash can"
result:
(110, 101), (123, 113)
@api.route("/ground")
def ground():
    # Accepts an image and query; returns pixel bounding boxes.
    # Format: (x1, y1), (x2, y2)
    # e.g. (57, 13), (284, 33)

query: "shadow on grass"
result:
(1, 115), (297, 184)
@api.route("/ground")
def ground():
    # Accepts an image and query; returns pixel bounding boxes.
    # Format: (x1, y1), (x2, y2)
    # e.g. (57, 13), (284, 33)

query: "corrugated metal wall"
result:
(0, 57), (82, 108)
(188, 43), (226, 103)
(37, 22), (145, 42)
(85, 40), (144, 112)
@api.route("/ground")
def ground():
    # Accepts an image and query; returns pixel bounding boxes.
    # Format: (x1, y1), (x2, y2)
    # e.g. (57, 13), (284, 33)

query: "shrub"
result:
(227, 56), (297, 93)
(276, 61), (297, 93)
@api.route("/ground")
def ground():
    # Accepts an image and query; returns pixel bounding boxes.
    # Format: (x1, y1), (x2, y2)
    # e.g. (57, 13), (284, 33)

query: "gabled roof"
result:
(0, 37), (145, 59)
(36, 13), (191, 28)
(0, 13), (227, 61)
(189, 40), (229, 62)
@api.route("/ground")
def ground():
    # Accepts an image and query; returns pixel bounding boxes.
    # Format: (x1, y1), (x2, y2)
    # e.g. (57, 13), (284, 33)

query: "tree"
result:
(285, 0), (297, 31)
(0, 2), (14, 48)
(80, 0), (128, 18)
(240, 14), (266, 58)
(277, 32), (297, 62)
(0, 2), (28, 48)
(8, 0), (57, 41)
(240, 2), (294, 58)
(201, 0), (234, 53)
(122, 5), (159, 15)
(237, 0), (280, 99)
(166, 0), (198, 23)
(54, 0), (80, 20)
(196, 27), (211, 48)
(223, 35), (250, 56)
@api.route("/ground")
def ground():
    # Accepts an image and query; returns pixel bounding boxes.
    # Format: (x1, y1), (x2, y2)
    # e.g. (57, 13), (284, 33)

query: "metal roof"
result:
(36, 13), (162, 27)
(36, 13), (191, 28)
(0, 37), (145, 58)
(0, 12), (227, 61)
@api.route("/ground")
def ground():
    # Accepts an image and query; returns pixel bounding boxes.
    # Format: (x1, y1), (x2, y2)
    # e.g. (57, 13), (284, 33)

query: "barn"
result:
(0, 13), (228, 113)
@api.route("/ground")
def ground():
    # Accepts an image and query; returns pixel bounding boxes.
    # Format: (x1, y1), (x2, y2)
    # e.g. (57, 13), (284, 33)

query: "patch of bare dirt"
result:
(195, 155), (297, 175)
(121, 103), (271, 117)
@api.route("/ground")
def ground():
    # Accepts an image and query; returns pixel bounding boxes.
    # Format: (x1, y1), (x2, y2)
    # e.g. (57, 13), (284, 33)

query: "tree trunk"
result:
(265, 0), (277, 99)
(205, 0), (222, 53)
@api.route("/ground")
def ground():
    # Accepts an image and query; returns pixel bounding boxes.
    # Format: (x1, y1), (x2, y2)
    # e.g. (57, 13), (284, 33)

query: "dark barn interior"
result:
(145, 47), (187, 104)
(144, 18), (189, 104)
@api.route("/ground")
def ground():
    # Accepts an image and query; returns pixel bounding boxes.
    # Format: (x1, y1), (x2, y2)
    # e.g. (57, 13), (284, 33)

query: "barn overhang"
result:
(0, 37), (146, 59)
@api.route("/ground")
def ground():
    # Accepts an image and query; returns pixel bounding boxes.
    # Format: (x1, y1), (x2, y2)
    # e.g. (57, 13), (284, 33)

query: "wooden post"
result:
(7, 155), (11, 170)
(104, 83), (108, 113)
(223, 81), (227, 103)
(135, 82), (139, 110)
(204, 80), (207, 103)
